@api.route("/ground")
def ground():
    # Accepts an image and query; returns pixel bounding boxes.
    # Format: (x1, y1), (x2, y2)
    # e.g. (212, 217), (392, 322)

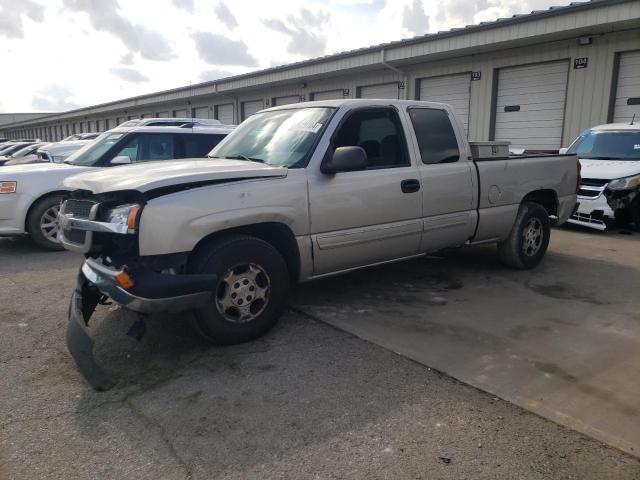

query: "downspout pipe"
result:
(380, 48), (408, 99)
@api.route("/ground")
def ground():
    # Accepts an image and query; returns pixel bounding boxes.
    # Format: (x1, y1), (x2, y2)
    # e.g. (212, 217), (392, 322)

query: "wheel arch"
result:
(521, 189), (558, 218)
(24, 190), (70, 233)
(188, 222), (301, 284)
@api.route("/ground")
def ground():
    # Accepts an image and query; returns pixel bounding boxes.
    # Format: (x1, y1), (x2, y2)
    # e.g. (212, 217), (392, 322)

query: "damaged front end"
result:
(604, 175), (640, 226)
(60, 191), (217, 390)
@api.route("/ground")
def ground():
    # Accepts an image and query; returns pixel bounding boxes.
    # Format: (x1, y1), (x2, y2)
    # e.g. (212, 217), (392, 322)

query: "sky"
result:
(0, 0), (575, 113)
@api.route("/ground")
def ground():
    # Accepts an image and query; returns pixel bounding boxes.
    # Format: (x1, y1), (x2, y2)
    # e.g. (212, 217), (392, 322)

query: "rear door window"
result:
(408, 108), (460, 164)
(176, 133), (227, 158)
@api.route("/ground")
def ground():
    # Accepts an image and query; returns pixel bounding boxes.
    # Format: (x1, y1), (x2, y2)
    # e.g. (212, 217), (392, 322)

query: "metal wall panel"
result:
(357, 82), (399, 99)
(241, 100), (264, 121)
(418, 73), (471, 134)
(215, 104), (234, 124)
(613, 50), (640, 123)
(494, 60), (569, 150)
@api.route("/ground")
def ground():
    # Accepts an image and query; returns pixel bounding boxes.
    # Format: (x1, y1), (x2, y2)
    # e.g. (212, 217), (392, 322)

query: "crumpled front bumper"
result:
(66, 257), (217, 390)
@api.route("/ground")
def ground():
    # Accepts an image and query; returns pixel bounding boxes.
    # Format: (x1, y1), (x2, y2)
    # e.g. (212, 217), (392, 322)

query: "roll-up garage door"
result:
(357, 83), (399, 99)
(242, 100), (263, 121)
(613, 51), (640, 123)
(312, 89), (343, 101)
(418, 73), (471, 134)
(494, 60), (569, 151)
(215, 104), (235, 124)
(273, 95), (300, 106)
(192, 106), (209, 119)
(173, 109), (188, 118)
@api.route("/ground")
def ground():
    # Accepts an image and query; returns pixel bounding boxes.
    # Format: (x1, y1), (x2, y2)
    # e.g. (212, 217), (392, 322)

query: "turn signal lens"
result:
(126, 205), (140, 230)
(0, 181), (17, 193)
(114, 270), (135, 289)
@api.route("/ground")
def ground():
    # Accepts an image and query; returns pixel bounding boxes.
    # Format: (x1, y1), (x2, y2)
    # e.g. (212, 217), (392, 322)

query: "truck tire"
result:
(497, 201), (550, 269)
(189, 234), (290, 344)
(27, 194), (66, 251)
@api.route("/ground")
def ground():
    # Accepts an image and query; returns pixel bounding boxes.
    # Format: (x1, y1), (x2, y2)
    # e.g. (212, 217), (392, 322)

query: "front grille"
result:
(577, 187), (603, 198)
(63, 199), (96, 219)
(580, 178), (608, 187)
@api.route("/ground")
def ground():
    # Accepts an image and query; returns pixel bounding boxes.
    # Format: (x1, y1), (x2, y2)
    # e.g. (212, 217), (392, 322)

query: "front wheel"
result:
(497, 201), (550, 269)
(27, 195), (66, 251)
(189, 234), (290, 344)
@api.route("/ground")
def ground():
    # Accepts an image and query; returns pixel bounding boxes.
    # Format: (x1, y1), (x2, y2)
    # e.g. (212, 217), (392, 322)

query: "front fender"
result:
(138, 174), (309, 256)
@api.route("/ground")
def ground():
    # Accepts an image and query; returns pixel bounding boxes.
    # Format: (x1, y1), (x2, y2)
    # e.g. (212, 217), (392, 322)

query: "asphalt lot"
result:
(1, 229), (639, 479)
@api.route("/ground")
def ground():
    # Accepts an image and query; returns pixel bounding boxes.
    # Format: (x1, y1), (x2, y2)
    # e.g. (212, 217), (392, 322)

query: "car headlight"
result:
(607, 174), (640, 190)
(105, 203), (141, 231)
(0, 181), (17, 194)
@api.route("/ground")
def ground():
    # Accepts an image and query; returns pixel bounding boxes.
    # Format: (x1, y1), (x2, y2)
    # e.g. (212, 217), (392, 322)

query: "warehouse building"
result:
(1, 0), (639, 151)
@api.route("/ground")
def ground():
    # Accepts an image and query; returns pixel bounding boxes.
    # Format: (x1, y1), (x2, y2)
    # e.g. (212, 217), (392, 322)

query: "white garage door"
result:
(242, 100), (263, 121)
(273, 95), (300, 106)
(495, 61), (569, 151)
(192, 106), (209, 119)
(358, 83), (399, 99)
(215, 104), (234, 125)
(613, 51), (640, 123)
(312, 89), (344, 101)
(419, 73), (471, 134)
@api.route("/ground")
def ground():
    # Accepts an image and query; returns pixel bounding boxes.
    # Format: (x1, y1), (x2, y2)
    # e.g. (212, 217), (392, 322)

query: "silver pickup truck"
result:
(58, 99), (578, 389)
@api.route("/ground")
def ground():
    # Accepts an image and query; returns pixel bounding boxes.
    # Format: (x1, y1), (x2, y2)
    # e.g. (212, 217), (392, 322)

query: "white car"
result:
(562, 123), (640, 230)
(36, 139), (94, 163)
(0, 124), (234, 250)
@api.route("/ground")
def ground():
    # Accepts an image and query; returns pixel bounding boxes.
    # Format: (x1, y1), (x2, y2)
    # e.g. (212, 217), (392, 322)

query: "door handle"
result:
(401, 179), (421, 193)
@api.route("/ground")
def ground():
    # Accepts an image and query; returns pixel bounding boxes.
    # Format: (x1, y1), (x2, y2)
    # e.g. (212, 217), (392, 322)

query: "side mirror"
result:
(558, 147), (568, 155)
(110, 155), (131, 165)
(322, 146), (367, 174)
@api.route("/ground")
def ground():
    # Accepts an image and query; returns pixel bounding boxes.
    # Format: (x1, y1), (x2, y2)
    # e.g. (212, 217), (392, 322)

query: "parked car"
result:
(61, 132), (102, 142)
(0, 142), (37, 164)
(36, 139), (94, 163)
(57, 99), (579, 389)
(562, 122), (640, 230)
(1, 142), (47, 166)
(119, 117), (225, 127)
(0, 123), (234, 250)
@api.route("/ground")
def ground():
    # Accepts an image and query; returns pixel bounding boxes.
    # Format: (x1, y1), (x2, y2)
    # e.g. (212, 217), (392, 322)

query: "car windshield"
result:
(567, 130), (640, 160)
(64, 132), (123, 166)
(10, 144), (39, 157)
(209, 107), (335, 167)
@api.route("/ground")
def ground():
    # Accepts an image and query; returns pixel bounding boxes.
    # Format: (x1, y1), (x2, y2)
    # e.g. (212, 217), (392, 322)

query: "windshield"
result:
(64, 132), (122, 166)
(567, 129), (640, 160)
(10, 144), (39, 157)
(209, 107), (335, 167)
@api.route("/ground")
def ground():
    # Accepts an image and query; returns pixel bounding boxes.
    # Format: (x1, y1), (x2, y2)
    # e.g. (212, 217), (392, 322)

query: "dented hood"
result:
(63, 158), (288, 194)
(579, 158), (640, 180)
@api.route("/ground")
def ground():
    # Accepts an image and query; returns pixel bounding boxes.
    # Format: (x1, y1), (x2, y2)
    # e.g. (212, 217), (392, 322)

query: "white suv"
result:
(0, 124), (234, 249)
(563, 123), (640, 230)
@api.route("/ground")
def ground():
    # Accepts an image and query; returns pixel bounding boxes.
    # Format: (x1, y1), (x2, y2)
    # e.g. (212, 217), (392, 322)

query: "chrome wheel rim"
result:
(215, 263), (270, 323)
(40, 205), (60, 243)
(522, 217), (543, 257)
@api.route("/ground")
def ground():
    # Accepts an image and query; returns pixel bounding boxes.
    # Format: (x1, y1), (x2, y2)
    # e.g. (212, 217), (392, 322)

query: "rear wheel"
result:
(189, 234), (290, 344)
(497, 201), (550, 269)
(27, 195), (66, 251)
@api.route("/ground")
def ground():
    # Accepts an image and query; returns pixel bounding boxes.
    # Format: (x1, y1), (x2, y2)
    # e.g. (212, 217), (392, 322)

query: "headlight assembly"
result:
(607, 174), (640, 190)
(105, 203), (141, 231)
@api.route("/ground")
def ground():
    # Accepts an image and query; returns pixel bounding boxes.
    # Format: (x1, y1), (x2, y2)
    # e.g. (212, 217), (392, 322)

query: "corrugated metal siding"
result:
(613, 50), (640, 122)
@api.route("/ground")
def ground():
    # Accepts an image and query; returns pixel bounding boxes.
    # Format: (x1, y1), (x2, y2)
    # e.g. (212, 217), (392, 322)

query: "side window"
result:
(179, 134), (226, 158)
(333, 108), (409, 168)
(408, 108), (460, 164)
(112, 136), (140, 162)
